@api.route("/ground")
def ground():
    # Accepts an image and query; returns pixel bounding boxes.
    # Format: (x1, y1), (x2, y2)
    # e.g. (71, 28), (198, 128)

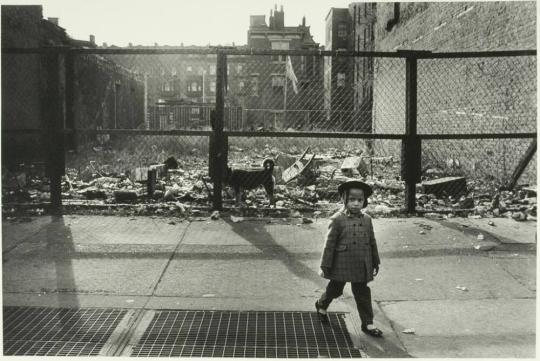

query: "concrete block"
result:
(422, 176), (467, 197)
(134, 167), (149, 182)
(114, 190), (138, 203)
(340, 156), (368, 177)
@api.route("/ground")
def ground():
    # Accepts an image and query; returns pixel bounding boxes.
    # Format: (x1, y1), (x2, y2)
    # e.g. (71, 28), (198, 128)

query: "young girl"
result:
(315, 180), (383, 337)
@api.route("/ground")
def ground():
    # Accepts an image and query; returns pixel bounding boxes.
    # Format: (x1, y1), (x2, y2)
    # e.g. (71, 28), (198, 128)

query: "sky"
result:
(1, 0), (366, 46)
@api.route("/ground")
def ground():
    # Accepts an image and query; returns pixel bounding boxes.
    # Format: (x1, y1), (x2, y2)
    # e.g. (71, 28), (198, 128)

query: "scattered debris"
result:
(340, 156), (368, 178)
(512, 211), (528, 222)
(114, 190), (138, 203)
(456, 286), (468, 292)
(281, 147), (316, 184)
(402, 328), (416, 334)
(422, 176), (467, 198)
(4, 145), (536, 221)
(230, 215), (244, 223)
(477, 234), (485, 240)
(474, 243), (495, 251)
(210, 211), (220, 220)
(302, 217), (313, 224)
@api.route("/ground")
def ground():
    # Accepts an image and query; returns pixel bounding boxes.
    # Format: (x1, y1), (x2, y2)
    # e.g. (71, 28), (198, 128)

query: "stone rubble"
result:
(2, 147), (536, 220)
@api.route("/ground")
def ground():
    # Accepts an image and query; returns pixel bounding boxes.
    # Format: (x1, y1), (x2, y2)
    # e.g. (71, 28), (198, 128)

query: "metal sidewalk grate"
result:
(3, 306), (127, 356)
(131, 310), (362, 358)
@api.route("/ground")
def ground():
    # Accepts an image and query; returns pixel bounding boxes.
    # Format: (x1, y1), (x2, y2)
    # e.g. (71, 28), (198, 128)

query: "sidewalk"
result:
(2, 214), (536, 357)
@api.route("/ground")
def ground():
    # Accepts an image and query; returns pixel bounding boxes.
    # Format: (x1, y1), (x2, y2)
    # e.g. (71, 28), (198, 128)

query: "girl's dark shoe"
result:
(361, 325), (383, 337)
(315, 301), (329, 323)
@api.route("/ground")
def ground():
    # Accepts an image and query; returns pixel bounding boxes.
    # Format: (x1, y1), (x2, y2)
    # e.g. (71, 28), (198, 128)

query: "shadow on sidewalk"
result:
(44, 215), (79, 308)
(222, 217), (411, 357)
(223, 217), (322, 284)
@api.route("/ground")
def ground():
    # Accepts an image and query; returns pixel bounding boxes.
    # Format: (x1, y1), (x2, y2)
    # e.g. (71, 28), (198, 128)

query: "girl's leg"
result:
(351, 282), (374, 326)
(317, 280), (346, 310)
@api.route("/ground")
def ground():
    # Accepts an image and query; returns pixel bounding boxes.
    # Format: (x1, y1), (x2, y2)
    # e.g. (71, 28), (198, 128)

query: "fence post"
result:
(209, 50), (228, 211)
(65, 51), (76, 151)
(402, 53), (421, 213)
(41, 51), (66, 213)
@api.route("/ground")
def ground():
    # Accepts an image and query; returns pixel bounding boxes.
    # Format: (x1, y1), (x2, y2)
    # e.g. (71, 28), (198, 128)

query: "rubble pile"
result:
(2, 144), (536, 220)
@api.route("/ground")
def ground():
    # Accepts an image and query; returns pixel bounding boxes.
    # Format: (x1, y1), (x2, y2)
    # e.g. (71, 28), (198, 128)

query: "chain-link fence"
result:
(2, 46), (536, 217)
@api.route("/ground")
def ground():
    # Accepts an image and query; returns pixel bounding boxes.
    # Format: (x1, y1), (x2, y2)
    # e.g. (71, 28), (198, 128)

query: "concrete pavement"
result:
(2, 214), (536, 357)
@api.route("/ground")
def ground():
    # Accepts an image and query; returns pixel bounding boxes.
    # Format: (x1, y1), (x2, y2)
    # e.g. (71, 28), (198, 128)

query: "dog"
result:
(224, 159), (275, 206)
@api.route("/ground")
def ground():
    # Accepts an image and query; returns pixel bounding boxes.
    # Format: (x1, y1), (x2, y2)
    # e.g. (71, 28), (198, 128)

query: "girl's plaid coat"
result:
(320, 209), (380, 283)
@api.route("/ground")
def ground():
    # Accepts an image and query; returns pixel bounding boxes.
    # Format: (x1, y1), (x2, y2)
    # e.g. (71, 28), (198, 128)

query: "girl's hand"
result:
(373, 265), (380, 277)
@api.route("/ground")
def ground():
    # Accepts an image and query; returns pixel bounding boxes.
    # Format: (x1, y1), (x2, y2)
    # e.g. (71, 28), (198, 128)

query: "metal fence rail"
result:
(1, 46), (536, 216)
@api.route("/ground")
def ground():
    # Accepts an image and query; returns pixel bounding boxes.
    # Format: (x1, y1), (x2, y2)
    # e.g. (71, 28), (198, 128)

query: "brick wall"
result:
(73, 55), (145, 131)
(1, 6), (145, 167)
(372, 2), (536, 185)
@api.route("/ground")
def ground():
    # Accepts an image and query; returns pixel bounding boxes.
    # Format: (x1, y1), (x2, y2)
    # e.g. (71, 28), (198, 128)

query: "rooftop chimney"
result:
(102, 42), (108, 48)
(302, 16), (306, 27)
(47, 17), (58, 25)
(274, 5), (284, 29)
(89, 35), (95, 44)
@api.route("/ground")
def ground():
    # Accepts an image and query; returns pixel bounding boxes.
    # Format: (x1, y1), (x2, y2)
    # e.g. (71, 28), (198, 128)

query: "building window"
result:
(210, 81), (216, 93)
(272, 74), (285, 88)
(188, 81), (201, 92)
(209, 65), (216, 75)
(337, 73), (346, 87)
(251, 75), (259, 96)
(237, 64), (243, 73)
(162, 81), (174, 92)
(271, 41), (289, 62)
(191, 108), (200, 115)
(186, 65), (192, 72)
(338, 23), (347, 38)
(238, 81), (245, 91)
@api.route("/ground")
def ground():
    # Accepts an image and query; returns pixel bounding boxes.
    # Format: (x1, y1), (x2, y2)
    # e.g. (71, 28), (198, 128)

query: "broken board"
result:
(281, 147), (316, 184)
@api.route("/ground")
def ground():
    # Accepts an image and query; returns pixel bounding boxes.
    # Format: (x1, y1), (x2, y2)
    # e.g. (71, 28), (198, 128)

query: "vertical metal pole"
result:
(211, 50), (227, 210)
(404, 55), (419, 213)
(65, 52), (76, 151)
(42, 51), (65, 212)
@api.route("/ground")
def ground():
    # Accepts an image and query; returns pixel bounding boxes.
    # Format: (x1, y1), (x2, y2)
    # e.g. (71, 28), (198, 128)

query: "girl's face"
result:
(345, 188), (365, 213)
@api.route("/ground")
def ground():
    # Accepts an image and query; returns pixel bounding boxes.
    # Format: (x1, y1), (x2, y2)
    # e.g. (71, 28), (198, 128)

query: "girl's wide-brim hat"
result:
(338, 180), (373, 198)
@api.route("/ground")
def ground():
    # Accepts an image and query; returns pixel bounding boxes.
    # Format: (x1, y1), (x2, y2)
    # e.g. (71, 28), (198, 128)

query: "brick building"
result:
(1, 5), (145, 166)
(371, 2), (536, 182)
(108, 45), (253, 130)
(245, 5), (324, 130)
(324, 3), (376, 132)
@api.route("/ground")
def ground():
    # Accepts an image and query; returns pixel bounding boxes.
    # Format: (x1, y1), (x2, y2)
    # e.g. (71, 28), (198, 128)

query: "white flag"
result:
(286, 56), (298, 94)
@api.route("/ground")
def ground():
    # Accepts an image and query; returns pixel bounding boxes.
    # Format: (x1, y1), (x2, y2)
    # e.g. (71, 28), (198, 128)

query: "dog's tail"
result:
(263, 158), (274, 171)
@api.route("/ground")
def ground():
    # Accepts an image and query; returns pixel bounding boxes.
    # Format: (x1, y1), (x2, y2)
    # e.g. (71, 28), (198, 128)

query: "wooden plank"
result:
(504, 138), (537, 190)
